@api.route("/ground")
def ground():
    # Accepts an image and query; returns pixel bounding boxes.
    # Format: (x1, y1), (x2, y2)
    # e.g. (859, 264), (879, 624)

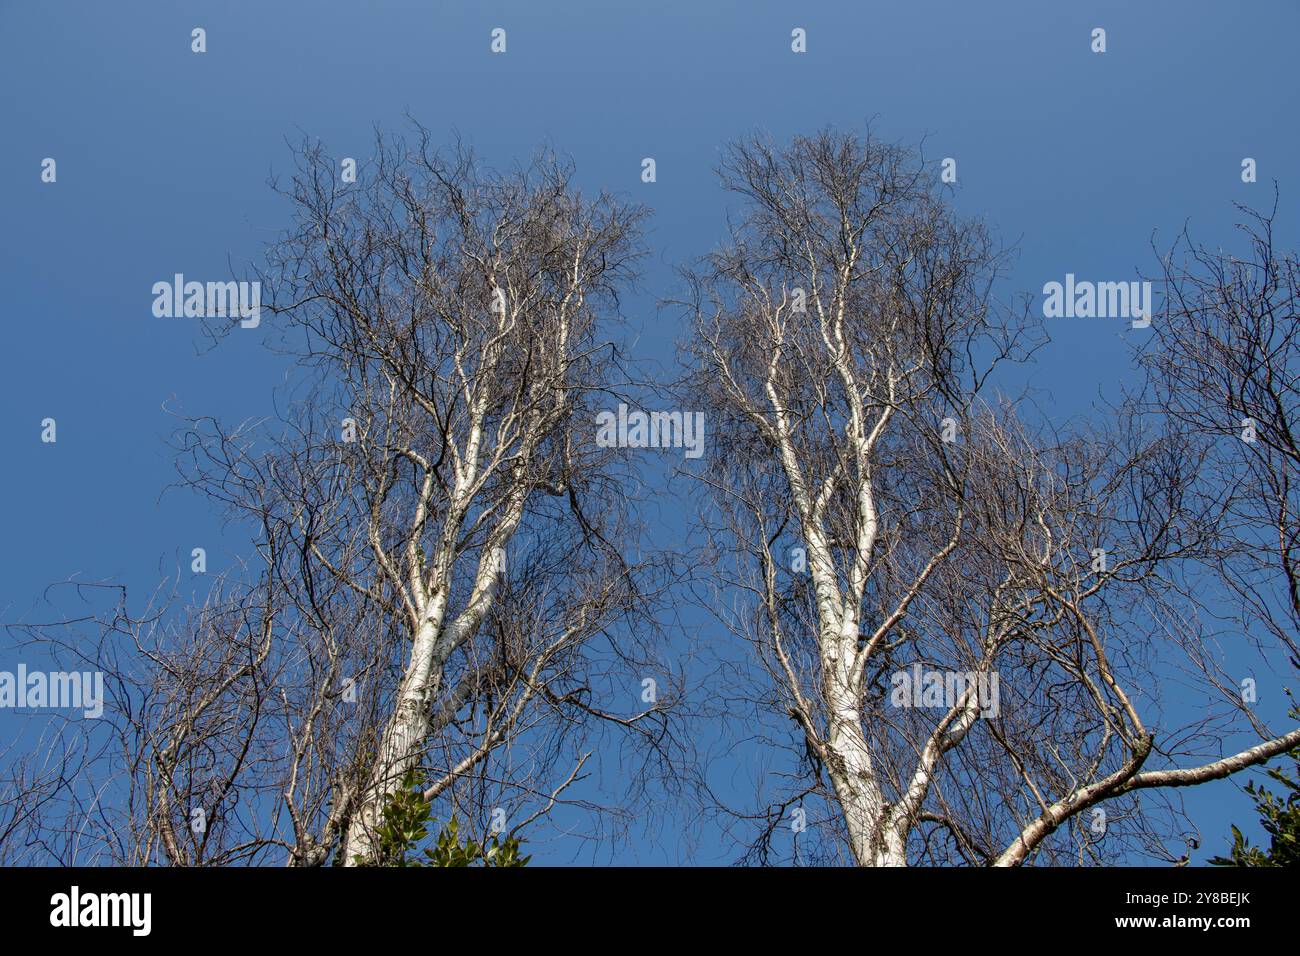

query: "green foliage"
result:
(1210, 739), (1300, 867)
(423, 816), (530, 867)
(352, 768), (530, 867)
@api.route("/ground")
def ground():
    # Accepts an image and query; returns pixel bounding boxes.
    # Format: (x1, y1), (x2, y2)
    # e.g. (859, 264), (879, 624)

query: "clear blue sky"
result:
(2, 0), (1298, 864)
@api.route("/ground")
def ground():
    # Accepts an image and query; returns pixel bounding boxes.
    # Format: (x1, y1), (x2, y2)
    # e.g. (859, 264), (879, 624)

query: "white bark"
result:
(994, 725), (1300, 866)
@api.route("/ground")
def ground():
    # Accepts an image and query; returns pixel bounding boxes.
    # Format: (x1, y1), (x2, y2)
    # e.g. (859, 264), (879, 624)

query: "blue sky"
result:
(2, 0), (1298, 864)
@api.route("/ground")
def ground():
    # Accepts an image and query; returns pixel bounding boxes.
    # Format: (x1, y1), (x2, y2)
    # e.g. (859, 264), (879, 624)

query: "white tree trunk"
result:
(342, 540), (509, 865)
(821, 616), (891, 865)
(341, 603), (448, 864)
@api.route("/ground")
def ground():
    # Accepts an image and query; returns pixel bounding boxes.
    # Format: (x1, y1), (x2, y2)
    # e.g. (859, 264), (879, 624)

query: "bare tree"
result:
(2, 127), (679, 866)
(1143, 200), (1300, 667)
(8, 125), (1297, 871)
(684, 128), (1300, 866)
